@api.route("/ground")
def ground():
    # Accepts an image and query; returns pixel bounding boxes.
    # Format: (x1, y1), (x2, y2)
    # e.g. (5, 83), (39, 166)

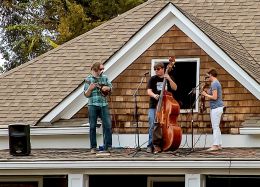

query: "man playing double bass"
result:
(146, 60), (177, 154)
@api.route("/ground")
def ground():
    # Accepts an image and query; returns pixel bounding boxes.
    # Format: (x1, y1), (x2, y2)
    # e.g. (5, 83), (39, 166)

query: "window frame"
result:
(151, 58), (200, 113)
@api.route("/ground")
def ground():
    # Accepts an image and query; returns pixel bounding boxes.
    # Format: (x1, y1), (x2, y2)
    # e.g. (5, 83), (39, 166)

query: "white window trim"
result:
(151, 58), (200, 113)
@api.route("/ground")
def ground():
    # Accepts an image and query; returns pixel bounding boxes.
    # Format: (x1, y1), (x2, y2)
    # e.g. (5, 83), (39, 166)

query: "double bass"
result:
(153, 57), (182, 151)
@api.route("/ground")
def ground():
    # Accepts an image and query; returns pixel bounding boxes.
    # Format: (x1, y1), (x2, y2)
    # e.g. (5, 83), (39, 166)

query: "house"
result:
(0, 0), (260, 187)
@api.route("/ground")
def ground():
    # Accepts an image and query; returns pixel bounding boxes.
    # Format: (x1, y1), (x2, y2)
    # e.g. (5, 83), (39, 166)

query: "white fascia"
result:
(0, 126), (91, 136)
(2, 160), (260, 170)
(41, 3), (260, 123)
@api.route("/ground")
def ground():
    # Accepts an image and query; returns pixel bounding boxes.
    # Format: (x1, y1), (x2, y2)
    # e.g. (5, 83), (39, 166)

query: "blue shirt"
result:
(209, 80), (224, 109)
(84, 74), (112, 107)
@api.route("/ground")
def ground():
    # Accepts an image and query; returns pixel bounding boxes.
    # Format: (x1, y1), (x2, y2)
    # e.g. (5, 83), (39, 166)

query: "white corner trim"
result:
(42, 2), (260, 123)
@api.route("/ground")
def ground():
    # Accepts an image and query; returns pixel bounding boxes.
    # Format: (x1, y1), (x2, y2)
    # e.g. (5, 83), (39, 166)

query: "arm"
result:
(164, 74), (177, 91)
(202, 89), (217, 100)
(84, 83), (96, 97)
(147, 88), (160, 100)
(207, 89), (218, 100)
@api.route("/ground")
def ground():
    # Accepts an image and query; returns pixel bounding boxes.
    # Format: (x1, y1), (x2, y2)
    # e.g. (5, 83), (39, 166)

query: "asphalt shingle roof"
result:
(0, 0), (259, 126)
(1, 148), (260, 161)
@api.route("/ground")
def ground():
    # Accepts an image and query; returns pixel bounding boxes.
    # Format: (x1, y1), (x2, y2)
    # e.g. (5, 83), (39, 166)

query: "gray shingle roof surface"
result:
(0, 0), (259, 126)
(1, 148), (259, 161)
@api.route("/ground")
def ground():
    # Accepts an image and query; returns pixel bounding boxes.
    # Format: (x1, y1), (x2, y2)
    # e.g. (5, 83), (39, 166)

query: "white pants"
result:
(210, 107), (224, 146)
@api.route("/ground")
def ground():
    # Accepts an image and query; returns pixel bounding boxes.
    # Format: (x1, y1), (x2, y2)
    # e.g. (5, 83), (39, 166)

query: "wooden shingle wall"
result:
(75, 26), (260, 135)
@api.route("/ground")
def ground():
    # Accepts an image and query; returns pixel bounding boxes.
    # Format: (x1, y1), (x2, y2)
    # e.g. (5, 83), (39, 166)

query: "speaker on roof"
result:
(8, 124), (31, 156)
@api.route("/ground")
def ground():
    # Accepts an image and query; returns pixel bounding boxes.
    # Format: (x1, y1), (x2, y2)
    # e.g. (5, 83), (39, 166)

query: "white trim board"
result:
(0, 132), (260, 149)
(2, 160), (260, 171)
(0, 125), (102, 137)
(240, 127), (260, 135)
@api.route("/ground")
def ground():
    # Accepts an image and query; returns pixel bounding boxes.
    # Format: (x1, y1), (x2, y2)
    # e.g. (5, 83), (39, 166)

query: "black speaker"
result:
(8, 124), (31, 156)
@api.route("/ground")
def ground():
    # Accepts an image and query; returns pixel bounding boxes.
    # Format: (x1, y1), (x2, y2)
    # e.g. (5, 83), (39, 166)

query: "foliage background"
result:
(0, 0), (146, 73)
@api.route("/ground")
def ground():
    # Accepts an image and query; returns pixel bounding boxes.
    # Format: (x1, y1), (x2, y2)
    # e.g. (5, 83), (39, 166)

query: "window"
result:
(147, 176), (185, 187)
(151, 58), (200, 113)
(0, 176), (43, 187)
(206, 175), (260, 187)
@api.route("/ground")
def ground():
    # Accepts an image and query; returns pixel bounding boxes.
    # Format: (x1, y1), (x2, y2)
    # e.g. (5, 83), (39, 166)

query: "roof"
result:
(1, 148), (260, 173)
(0, 0), (259, 126)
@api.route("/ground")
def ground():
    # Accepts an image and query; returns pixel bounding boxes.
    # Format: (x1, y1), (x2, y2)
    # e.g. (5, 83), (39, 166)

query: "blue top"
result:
(209, 80), (224, 109)
(84, 74), (112, 107)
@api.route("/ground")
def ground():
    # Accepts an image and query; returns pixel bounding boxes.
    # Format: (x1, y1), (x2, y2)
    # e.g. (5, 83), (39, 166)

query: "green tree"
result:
(0, 0), (146, 72)
(85, 0), (145, 21)
(0, 0), (59, 71)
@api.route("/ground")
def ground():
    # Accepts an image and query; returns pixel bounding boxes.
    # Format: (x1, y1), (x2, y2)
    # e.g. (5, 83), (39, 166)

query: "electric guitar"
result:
(85, 80), (111, 97)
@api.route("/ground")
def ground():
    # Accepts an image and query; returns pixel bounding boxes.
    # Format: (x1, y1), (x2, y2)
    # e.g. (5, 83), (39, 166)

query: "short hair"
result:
(91, 62), (101, 72)
(154, 62), (165, 69)
(208, 69), (218, 77)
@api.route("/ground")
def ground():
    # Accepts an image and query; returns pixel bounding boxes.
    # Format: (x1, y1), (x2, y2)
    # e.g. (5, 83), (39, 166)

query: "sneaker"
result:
(206, 146), (220, 152)
(153, 146), (162, 154)
(146, 147), (153, 153)
(90, 148), (96, 154)
(96, 151), (111, 157)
